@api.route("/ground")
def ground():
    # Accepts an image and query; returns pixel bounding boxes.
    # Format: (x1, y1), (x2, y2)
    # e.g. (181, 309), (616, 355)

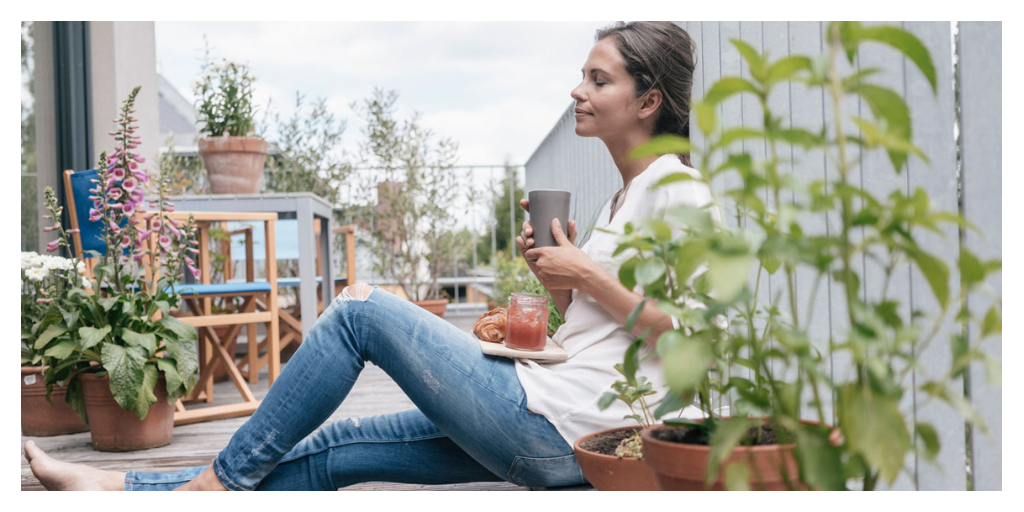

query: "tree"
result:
(353, 88), (462, 301)
(476, 162), (524, 265)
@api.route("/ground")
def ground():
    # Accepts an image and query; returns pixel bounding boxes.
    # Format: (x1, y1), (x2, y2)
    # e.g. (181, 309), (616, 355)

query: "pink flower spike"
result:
(123, 202), (135, 214)
(152, 218), (163, 229)
(121, 235), (131, 248)
(112, 168), (126, 180)
(159, 235), (171, 248)
(43, 226), (54, 232)
(68, 229), (80, 234)
(109, 220), (121, 233)
(108, 188), (123, 200)
(136, 156), (146, 163)
(108, 203), (123, 210)
(36, 298), (53, 304)
(133, 252), (146, 262)
(129, 161), (138, 170)
(144, 212), (158, 221)
(123, 178), (137, 192)
(189, 266), (201, 279)
(115, 145), (122, 152)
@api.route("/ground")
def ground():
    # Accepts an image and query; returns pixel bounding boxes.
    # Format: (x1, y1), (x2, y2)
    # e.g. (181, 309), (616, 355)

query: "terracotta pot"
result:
(79, 372), (175, 452)
(573, 426), (660, 491)
(641, 421), (803, 491)
(21, 366), (89, 437)
(198, 136), (268, 194)
(413, 299), (448, 317)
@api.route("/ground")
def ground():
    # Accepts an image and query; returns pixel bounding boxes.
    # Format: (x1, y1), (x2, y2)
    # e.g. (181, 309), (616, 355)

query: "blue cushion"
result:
(166, 281), (272, 296)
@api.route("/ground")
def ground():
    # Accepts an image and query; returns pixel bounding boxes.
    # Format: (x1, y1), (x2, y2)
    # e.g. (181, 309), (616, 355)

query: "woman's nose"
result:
(570, 82), (585, 102)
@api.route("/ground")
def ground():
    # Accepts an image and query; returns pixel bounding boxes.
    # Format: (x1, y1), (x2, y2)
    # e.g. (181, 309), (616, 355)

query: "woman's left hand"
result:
(523, 219), (597, 291)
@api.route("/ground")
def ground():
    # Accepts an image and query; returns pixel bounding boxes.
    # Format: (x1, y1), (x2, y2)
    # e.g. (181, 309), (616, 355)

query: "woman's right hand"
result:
(514, 199), (539, 275)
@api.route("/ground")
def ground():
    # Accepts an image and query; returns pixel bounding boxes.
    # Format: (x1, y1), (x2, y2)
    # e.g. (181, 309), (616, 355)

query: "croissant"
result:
(473, 307), (508, 343)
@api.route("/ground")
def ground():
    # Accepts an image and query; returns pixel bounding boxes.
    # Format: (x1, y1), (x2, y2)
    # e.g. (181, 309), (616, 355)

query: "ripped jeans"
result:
(123, 286), (585, 490)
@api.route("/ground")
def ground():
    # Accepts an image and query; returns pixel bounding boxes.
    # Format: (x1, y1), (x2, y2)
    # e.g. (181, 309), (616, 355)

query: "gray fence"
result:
(524, 21), (1001, 491)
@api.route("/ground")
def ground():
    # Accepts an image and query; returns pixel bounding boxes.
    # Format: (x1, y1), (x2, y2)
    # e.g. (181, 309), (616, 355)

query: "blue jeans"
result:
(124, 287), (585, 490)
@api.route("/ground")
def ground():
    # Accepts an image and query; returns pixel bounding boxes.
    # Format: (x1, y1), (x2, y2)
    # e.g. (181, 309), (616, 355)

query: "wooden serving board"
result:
(477, 336), (568, 362)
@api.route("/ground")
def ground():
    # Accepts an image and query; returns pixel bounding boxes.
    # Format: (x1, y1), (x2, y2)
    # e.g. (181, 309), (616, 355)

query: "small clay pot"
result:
(79, 372), (174, 452)
(413, 299), (448, 317)
(641, 421), (804, 491)
(198, 136), (268, 194)
(21, 366), (89, 437)
(573, 426), (660, 491)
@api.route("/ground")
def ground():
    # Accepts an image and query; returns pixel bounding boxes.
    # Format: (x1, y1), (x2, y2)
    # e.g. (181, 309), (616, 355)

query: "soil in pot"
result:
(641, 421), (803, 491)
(573, 426), (660, 491)
(79, 373), (175, 452)
(21, 367), (89, 437)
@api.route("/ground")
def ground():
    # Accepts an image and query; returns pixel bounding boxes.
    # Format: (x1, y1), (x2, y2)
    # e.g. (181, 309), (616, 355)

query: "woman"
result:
(24, 21), (711, 491)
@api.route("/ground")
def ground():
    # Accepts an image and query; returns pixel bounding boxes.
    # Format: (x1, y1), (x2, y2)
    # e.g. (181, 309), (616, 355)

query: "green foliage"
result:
(352, 88), (463, 301)
(607, 23), (1000, 490)
(193, 43), (258, 138)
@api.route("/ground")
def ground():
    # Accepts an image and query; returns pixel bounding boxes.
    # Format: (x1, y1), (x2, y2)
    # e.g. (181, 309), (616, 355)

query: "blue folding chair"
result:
(64, 169), (281, 426)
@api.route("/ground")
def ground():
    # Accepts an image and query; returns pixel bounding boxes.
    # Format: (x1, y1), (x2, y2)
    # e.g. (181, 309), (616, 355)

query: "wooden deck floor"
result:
(21, 311), (589, 491)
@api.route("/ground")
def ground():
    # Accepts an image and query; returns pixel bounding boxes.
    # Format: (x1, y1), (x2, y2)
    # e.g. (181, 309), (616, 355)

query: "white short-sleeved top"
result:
(514, 154), (716, 446)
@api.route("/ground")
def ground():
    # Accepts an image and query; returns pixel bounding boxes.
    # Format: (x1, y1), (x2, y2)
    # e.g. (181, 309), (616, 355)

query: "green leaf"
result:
(704, 77), (760, 105)
(622, 339), (644, 384)
(959, 248), (985, 287)
(837, 384), (911, 486)
(156, 300), (171, 317)
(795, 428), (846, 490)
(122, 329), (157, 355)
(598, 391), (619, 411)
(766, 55), (812, 85)
(652, 390), (693, 420)
(850, 83), (913, 171)
(156, 358), (186, 401)
(858, 25), (937, 93)
(60, 308), (80, 331)
(34, 324), (67, 350)
(915, 422), (940, 462)
(772, 128), (824, 148)
(707, 252), (752, 301)
(707, 417), (752, 486)
(626, 300), (646, 332)
(694, 101), (718, 136)
(981, 305), (1001, 338)
(653, 172), (697, 188)
(98, 296), (119, 311)
(66, 377), (87, 424)
(159, 316), (198, 342)
(717, 127), (764, 147)
(44, 340), (77, 360)
(629, 134), (692, 159)
(79, 325), (112, 351)
(724, 462), (751, 491)
(635, 258), (667, 287)
(904, 245), (950, 310)
(132, 364), (159, 420)
(100, 343), (148, 415)
(663, 335), (713, 394)
(618, 256), (639, 291)
(674, 239), (708, 285)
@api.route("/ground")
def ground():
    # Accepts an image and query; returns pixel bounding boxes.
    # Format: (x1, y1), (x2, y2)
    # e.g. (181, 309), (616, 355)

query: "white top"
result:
(514, 154), (717, 446)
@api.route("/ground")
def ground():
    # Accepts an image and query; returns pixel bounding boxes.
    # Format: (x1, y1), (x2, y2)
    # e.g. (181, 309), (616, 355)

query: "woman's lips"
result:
(574, 109), (593, 118)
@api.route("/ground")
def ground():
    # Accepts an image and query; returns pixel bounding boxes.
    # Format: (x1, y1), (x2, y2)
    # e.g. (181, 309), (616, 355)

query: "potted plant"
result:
(354, 89), (463, 315)
(572, 341), (660, 491)
(39, 86), (201, 452)
(194, 57), (267, 194)
(21, 246), (90, 437)
(601, 22), (1000, 490)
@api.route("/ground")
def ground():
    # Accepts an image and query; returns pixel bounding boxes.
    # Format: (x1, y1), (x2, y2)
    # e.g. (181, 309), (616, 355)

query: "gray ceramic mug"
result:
(527, 189), (571, 248)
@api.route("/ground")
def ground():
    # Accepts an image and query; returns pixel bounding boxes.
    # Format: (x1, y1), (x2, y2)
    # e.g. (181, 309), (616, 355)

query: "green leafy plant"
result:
(613, 22), (1001, 490)
(193, 51), (257, 138)
(38, 87), (201, 421)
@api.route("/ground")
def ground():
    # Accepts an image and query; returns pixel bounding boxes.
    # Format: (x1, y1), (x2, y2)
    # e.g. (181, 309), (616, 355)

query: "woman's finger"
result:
(520, 198), (530, 213)
(521, 220), (532, 237)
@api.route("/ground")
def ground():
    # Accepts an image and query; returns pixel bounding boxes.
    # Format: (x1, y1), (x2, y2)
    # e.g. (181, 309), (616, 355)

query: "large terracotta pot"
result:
(21, 366), (89, 437)
(573, 426), (660, 491)
(413, 299), (448, 317)
(79, 373), (175, 452)
(198, 136), (268, 194)
(641, 422), (803, 491)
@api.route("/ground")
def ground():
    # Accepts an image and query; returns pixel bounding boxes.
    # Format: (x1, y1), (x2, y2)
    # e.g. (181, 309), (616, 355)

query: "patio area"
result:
(21, 310), (586, 491)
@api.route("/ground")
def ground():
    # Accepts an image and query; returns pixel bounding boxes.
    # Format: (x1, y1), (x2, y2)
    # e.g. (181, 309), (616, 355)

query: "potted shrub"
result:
(354, 89), (464, 315)
(39, 87), (201, 452)
(194, 58), (267, 194)
(572, 341), (659, 491)
(602, 22), (1001, 490)
(20, 247), (89, 437)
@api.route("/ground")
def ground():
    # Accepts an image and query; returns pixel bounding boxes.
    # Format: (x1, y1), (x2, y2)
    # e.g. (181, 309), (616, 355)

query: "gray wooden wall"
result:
(524, 21), (1001, 491)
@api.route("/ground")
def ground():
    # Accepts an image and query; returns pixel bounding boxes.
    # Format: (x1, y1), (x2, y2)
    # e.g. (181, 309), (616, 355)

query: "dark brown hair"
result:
(596, 21), (696, 167)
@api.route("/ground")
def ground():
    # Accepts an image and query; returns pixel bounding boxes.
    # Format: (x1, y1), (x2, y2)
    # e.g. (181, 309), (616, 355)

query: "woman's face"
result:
(571, 37), (641, 140)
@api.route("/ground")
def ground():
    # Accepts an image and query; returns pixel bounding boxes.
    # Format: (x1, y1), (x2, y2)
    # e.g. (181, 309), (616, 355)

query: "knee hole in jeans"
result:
(340, 283), (374, 301)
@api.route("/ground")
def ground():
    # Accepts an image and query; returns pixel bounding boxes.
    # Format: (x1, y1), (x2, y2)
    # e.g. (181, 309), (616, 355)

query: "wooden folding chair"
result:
(63, 169), (281, 426)
(239, 222), (357, 380)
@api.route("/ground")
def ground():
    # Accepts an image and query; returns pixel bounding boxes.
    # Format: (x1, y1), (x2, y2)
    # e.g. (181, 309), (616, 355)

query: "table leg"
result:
(297, 202), (317, 340)
(320, 214), (334, 313)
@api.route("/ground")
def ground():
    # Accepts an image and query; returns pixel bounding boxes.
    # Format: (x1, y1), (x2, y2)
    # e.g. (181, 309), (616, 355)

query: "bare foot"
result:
(173, 465), (228, 491)
(24, 440), (125, 491)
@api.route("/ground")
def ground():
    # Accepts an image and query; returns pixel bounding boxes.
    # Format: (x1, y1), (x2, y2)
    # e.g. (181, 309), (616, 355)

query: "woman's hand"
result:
(516, 199), (596, 292)
(515, 199), (580, 285)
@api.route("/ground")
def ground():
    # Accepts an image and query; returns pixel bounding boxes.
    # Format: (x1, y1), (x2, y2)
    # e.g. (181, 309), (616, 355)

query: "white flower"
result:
(76, 260), (86, 274)
(712, 314), (729, 330)
(26, 267), (47, 282)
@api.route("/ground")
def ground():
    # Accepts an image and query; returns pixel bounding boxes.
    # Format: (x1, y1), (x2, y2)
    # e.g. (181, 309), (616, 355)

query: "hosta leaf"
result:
(132, 364), (159, 420)
(79, 325), (112, 351)
(44, 340), (76, 360)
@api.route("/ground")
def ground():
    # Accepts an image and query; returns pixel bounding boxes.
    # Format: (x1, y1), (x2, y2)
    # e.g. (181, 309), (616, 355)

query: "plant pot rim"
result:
(573, 425), (649, 462)
(412, 298), (449, 304)
(198, 135), (265, 140)
(643, 419), (802, 452)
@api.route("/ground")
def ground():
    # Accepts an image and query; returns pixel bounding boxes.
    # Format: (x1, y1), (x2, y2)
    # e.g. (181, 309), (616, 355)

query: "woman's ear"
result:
(638, 89), (663, 121)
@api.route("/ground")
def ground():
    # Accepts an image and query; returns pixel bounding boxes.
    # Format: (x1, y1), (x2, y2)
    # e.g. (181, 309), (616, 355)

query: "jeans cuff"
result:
(212, 456), (247, 491)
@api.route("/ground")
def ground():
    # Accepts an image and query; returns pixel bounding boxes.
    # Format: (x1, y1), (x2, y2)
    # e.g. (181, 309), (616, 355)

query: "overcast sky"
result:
(155, 21), (614, 166)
